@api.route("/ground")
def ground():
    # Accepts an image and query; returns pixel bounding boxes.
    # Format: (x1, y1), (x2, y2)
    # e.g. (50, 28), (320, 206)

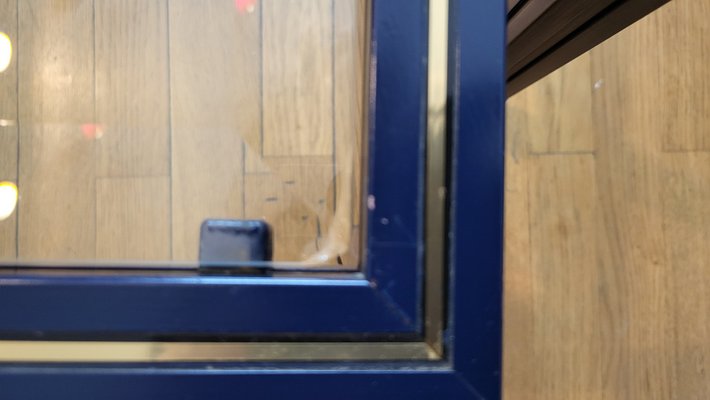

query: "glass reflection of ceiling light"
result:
(235, 0), (257, 13)
(81, 123), (104, 140)
(0, 182), (18, 221)
(0, 32), (11, 73)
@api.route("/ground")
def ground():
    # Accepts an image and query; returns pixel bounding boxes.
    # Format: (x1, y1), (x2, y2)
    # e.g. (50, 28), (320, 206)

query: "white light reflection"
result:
(0, 182), (18, 221)
(0, 32), (12, 73)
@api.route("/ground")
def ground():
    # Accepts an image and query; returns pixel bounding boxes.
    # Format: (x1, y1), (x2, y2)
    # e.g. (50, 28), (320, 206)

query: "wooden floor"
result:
(0, 0), (365, 264)
(504, 0), (710, 398)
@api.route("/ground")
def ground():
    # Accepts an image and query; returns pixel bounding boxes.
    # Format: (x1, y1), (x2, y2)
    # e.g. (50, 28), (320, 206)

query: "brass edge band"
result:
(0, 341), (437, 362)
(424, 0), (449, 357)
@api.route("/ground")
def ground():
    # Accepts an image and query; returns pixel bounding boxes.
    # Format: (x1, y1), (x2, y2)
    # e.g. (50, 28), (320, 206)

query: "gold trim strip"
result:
(424, 0), (450, 357)
(0, 342), (437, 362)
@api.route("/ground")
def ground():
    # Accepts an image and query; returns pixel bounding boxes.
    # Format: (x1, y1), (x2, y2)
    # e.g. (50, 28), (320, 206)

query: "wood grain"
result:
(504, 1), (710, 397)
(244, 172), (317, 261)
(269, 158), (334, 220)
(524, 53), (595, 154)
(17, 0), (96, 259)
(0, 207), (15, 259)
(528, 154), (602, 400)
(262, 0), (333, 157)
(94, 0), (170, 177)
(662, 153), (710, 399)
(271, 236), (318, 263)
(0, 0), (17, 259)
(502, 94), (534, 399)
(590, 21), (675, 399)
(656, 1), (710, 151)
(244, 157), (334, 261)
(334, 0), (366, 227)
(7, 0), (363, 265)
(169, 0), (258, 260)
(0, 0), (17, 181)
(96, 177), (170, 260)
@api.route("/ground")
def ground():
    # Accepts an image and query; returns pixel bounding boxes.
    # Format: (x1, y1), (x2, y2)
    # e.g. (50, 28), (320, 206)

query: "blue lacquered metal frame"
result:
(0, 0), (429, 339)
(0, 0), (506, 398)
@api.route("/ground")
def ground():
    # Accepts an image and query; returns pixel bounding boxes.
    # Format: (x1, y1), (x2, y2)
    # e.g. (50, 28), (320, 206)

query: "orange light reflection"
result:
(235, 0), (257, 14)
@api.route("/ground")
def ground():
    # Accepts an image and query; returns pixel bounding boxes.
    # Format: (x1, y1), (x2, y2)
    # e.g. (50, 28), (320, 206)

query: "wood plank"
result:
(657, 0), (710, 151)
(662, 153), (710, 398)
(0, 0), (17, 259)
(169, 0), (259, 260)
(262, 0), (333, 157)
(502, 93), (535, 399)
(244, 173), (316, 261)
(527, 155), (602, 400)
(0, 123), (17, 180)
(590, 21), (675, 398)
(0, 0), (17, 181)
(243, 156), (335, 263)
(17, 0), (96, 260)
(94, 0), (170, 177)
(265, 0), (364, 265)
(246, 0), (363, 263)
(334, 0), (366, 228)
(524, 53), (595, 154)
(234, 1), (263, 174)
(244, 146), (269, 174)
(244, 146), (272, 175)
(505, 7), (692, 394)
(244, 173), (284, 233)
(96, 177), (170, 260)
(0, 203), (15, 259)
(505, 2), (710, 397)
(272, 236), (318, 263)
(339, 225), (360, 266)
(268, 158), (334, 217)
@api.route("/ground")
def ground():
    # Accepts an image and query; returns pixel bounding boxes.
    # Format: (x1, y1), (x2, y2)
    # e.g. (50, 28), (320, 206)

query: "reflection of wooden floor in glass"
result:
(0, 0), (365, 265)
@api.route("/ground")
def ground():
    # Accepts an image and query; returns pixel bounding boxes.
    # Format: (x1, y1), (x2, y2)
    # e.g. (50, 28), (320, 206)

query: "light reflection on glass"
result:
(3, 0), (365, 268)
(81, 123), (104, 140)
(235, 0), (257, 14)
(0, 182), (18, 221)
(0, 32), (11, 73)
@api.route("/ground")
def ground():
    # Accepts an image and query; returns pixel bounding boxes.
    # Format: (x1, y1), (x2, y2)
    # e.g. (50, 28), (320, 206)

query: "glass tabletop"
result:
(0, 0), (367, 269)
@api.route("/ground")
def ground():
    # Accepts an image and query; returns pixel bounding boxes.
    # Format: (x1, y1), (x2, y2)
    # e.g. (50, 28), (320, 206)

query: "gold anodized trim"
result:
(0, 342), (437, 362)
(424, 0), (449, 357)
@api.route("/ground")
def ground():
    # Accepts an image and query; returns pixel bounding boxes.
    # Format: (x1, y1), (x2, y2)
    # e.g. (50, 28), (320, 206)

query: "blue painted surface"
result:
(0, 275), (414, 338)
(365, 0), (429, 328)
(0, 367), (481, 400)
(0, 0), (506, 397)
(448, 0), (507, 398)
